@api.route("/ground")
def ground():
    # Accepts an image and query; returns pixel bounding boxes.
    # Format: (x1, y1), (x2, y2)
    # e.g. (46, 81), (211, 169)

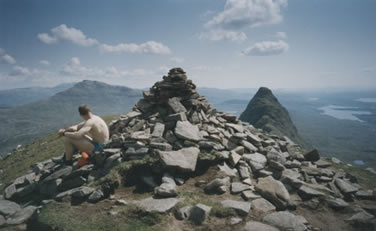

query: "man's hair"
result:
(78, 104), (91, 116)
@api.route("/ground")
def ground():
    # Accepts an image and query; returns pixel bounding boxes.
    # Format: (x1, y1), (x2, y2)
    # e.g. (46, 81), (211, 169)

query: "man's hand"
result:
(58, 129), (66, 136)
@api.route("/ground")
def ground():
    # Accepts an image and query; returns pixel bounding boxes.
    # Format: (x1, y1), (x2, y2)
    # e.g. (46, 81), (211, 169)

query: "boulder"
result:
(335, 178), (358, 194)
(255, 176), (290, 210)
(159, 147), (200, 172)
(42, 166), (72, 182)
(154, 183), (177, 197)
(304, 149), (320, 162)
(242, 221), (279, 231)
(204, 178), (229, 194)
(263, 211), (307, 231)
(168, 97), (187, 113)
(252, 198), (276, 213)
(0, 200), (21, 216)
(135, 197), (182, 213)
(221, 199), (251, 216)
(87, 189), (104, 203)
(231, 182), (251, 194)
(189, 203), (212, 225)
(152, 123), (165, 137)
(174, 121), (201, 142)
(243, 153), (267, 171)
(175, 206), (192, 220)
(6, 206), (37, 226)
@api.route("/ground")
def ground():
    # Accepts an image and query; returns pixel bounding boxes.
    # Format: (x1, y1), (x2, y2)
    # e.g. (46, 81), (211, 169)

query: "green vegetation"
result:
(332, 162), (376, 188)
(0, 114), (119, 193)
(34, 201), (166, 231)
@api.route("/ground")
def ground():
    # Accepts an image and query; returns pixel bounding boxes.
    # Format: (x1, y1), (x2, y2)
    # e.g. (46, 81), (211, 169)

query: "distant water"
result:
(319, 105), (372, 122)
(353, 160), (365, 165)
(357, 98), (376, 103)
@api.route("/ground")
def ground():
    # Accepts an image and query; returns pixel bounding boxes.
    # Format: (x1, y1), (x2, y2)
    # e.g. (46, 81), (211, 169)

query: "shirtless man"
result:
(58, 104), (109, 165)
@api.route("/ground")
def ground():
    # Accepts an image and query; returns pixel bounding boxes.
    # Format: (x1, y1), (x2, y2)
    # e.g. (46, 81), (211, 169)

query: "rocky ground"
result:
(0, 68), (376, 231)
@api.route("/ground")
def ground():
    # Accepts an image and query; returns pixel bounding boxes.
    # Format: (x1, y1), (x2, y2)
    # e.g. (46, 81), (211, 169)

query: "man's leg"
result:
(64, 137), (94, 160)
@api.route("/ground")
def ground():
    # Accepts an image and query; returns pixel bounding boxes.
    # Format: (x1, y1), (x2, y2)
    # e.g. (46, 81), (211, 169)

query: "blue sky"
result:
(0, 0), (375, 90)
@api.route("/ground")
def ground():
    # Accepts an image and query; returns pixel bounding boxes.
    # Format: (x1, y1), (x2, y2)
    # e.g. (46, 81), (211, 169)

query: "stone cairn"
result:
(1, 68), (375, 230)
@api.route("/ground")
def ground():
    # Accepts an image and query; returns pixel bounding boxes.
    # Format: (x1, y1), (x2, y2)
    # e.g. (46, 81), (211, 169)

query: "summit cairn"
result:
(2, 68), (375, 230)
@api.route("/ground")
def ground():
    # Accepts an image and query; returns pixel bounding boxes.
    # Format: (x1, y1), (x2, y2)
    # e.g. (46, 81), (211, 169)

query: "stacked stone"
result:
(1, 68), (375, 230)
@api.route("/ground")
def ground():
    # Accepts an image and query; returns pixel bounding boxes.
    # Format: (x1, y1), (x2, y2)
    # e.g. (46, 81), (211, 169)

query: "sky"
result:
(0, 0), (375, 90)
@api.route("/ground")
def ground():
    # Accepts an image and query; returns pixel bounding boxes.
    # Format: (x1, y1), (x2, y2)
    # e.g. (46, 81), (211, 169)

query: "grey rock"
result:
(174, 121), (201, 142)
(298, 184), (326, 200)
(247, 133), (262, 146)
(135, 197), (182, 213)
(346, 210), (375, 224)
(231, 182), (251, 194)
(189, 203), (212, 225)
(335, 178), (358, 194)
(0, 200), (21, 216)
(241, 140), (258, 152)
(242, 221), (279, 231)
(263, 211), (307, 231)
(230, 217), (243, 225)
(356, 190), (375, 200)
(326, 198), (349, 210)
(226, 123), (244, 133)
(175, 206), (192, 220)
(4, 184), (17, 200)
(152, 123), (165, 137)
(304, 149), (320, 162)
(104, 153), (121, 169)
(229, 151), (242, 166)
(218, 162), (238, 177)
(59, 176), (86, 192)
(71, 186), (95, 198)
(252, 198), (276, 213)
(255, 176), (290, 210)
(167, 112), (187, 122)
(159, 147), (200, 172)
(6, 206), (37, 225)
(243, 153), (267, 171)
(154, 183), (177, 197)
(87, 189), (104, 203)
(242, 190), (261, 201)
(0, 215), (5, 227)
(221, 200), (251, 216)
(42, 166), (73, 182)
(168, 97), (187, 113)
(150, 142), (173, 151)
(238, 163), (250, 179)
(204, 178), (229, 194)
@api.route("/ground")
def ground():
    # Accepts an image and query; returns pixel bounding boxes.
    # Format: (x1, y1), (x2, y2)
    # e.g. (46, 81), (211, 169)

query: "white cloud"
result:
(37, 33), (58, 44)
(40, 60), (50, 66)
(242, 40), (288, 56)
(198, 29), (247, 41)
(1, 54), (16, 65)
(205, 0), (287, 30)
(100, 41), (171, 55)
(276, 31), (287, 39)
(170, 57), (185, 63)
(38, 24), (98, 47)
(9, 65), (31, 76)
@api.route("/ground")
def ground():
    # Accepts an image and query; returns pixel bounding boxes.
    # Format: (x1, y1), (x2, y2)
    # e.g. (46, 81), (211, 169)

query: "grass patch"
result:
(33, 201), (165, 231)
(0, 115), (119, 193)
(332, 162), (376, 188)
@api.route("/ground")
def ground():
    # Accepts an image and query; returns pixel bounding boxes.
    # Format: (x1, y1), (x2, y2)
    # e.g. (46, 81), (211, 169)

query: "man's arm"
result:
(65, 121), (85, 132)
(64, 121), (93, 139)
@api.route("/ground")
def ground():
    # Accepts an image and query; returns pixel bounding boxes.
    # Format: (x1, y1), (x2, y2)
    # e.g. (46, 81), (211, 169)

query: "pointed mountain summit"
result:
(239, 87), (304, 146)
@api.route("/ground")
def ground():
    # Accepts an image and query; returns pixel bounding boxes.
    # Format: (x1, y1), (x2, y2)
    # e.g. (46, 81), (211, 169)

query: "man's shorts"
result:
(90, 140), (103, 153)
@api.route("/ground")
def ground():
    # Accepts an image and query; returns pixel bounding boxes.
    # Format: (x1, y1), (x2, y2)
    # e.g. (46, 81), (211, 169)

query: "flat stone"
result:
(0, 215), (5, 227)
(315, 159), (331, 168)
(150, 142), (173, 151)
(242, 221), (279, 231)
(242, 191), (261, 201)
(151, 123), (165, 137)
(71, 186), (95, 198)
(0, 200), (21, 216)
(174, 121), (201, 142)
(241, 140), (258, 152)
(175, 206), (192, 220)
(159, 147), (200, 172)
(255, 176), (290, 210)
(6, 206), (37, 225)
(263, 211), (307, 231)
(243, 153), (267, 171)
(167, 112), (187, 122)
(4, 184), (17, 200)
(335, 178), (358, 194)
(226, 123), (244, 133)
(221, 200), (251, 216)
(356, 190), (375, 200)
(58, 176), (86, 192)
(231, 182), (251, 194)
(230, 217), (243, 225)
(168, 97), (187, 113)
(135, 197), (182, 213)
(326, 198), (349, 210)
(42, 166), (73, 182)
(247, 133), (262, 146)
(252, 198), (276, 213)
(298, 184), (326, 200)
(230, 151), (242, 166)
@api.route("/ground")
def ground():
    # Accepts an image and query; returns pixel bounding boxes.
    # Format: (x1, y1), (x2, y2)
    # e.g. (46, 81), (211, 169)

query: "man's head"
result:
(78, 104), (92, 120)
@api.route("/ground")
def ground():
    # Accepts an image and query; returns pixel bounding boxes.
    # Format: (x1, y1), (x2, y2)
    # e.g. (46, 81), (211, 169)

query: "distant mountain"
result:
(239, 87), (305, 146)
(0, 83), (75, 108)
(0, 80), (142, 156)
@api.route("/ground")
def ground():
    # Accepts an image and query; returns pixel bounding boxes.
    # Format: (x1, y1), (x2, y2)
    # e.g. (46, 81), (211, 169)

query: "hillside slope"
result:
(239, 87), (305, 147)
(0, 80), (141, 156)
